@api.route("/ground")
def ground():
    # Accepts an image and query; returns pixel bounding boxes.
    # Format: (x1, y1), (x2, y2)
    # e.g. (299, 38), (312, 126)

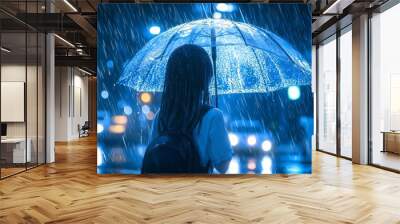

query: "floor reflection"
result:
(98, 140), (311, 174)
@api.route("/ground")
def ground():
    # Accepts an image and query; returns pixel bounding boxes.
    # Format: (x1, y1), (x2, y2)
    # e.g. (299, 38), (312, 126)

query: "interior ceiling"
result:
(0, 0), (390, 74)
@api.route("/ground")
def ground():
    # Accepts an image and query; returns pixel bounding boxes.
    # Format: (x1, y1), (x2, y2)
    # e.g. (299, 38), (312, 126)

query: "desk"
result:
(381, 131), (400, 154)
(1, 138), (31, 163)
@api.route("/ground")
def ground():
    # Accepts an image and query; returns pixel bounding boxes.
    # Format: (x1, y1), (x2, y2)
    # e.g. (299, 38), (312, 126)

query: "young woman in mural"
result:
(141, 44), (232, 174)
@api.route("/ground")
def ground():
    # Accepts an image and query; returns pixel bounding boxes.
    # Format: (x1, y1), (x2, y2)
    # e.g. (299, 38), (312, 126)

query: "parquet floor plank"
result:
(1, 136), (400, 223)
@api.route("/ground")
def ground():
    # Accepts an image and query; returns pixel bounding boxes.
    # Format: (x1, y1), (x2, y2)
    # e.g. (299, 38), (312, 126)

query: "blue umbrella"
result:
(118, 18), (311, 96)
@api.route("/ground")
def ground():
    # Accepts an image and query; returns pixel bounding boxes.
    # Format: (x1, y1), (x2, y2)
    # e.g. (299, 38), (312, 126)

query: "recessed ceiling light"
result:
(1, 47), (11, 53)
(54, 34), (75, 48)
(63, 0), (78, 12)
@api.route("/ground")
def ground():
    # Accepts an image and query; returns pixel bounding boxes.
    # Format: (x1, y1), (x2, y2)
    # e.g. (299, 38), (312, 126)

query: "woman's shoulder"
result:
(203, 107), (225, 121)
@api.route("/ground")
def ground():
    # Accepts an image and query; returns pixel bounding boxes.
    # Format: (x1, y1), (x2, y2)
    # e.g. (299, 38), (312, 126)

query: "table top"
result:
(1, 138), (29, 143)
(381, 131), (400, 134)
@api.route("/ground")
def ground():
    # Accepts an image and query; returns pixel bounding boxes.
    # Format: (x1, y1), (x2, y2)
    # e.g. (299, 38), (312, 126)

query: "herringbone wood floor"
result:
(1, 136), (400, 224)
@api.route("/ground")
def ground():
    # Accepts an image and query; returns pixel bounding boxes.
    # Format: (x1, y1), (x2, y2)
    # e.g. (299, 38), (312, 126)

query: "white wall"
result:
(1, 63), (46, 163)
(54, 67), (89, 141)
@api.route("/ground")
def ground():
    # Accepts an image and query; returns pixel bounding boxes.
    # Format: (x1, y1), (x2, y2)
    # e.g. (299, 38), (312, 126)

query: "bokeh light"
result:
(247, 135), (257, 146)
(216, 3), (234, 12)
(112, 115), (128, 125)
(146, 111), (155, 120)
(288, 86), (301, 100)
(227, 158), (239, 174)
(139, 92), (152, 104)
(213, 12), (222, 19)
(247, 159), (256, 170)
(261, 140), (272, 152)
(228, 133), (239, 146)
(123, 105), (133, 115)
(109, 125), (126, 134)
(101, 90), (109, 99)
(106, 60), (114, 69)
(141, 105), (150, 114)
(97, 146), (103, 166)
(149, 26), (161, 35)
(262, 156), (272, 174)
(97, 123), (104, 133)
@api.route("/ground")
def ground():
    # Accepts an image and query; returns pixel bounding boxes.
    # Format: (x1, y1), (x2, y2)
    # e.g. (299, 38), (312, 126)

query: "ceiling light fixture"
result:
(54, 34), (75, 48)
(78, 67), (93, 76)
(322, 0), (353, 15)
(1, 47), (11, 53)
(63, 0), (78, 12)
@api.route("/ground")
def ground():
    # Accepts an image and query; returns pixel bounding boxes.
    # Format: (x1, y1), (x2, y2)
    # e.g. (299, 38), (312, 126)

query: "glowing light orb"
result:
(112, 115), (128, 125)
(227, 158), (239, 174)
(261, 140), (272, 152)
(109, 125), (125, 134)
(123, 106), (133, 115)
(228, 133), (239, 146)
(213, 12), (222, 19)
(149, 26), (161, 35)
(247, 135), (257, 146)
(97, 123), (104, 133)
(139, 92), (152, 104)
(101, 90), (109, 99)
(146, 111), (155, 120)
(288, 86), (301, 100)
(216, 3), (234, 12)
(262, 156), (272, 174)
(141, 105), (150, 115)
(247, 159), (256, 170)
(97, 147), (103, 166)
(106, 60), (114, 69)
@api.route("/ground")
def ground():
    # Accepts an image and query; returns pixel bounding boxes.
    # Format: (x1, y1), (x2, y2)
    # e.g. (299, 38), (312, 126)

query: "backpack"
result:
(141, 106), (212, 174)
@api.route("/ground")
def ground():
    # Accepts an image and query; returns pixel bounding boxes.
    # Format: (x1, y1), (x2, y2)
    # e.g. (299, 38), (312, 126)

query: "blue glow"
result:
(106, 60), (114, 69)
(213, 12), (222, 19)
(97, 146), (103, 166)
(288, 86), (301, 100)
(97, 123), (104, 133)
(261, 156), (272, 174)
(119, 19), (311, 94)
(216, 3), (234, 12)
(227, 157), (239, 174)
(247, 135), (257, 146)
(101, 90), (109, 99)
(123, 105), (133, 115)
(262, 140), (272, 152)
(141, 105), (150, 114)
(149, 26), (161, 35)
(228, 133), (239, 146)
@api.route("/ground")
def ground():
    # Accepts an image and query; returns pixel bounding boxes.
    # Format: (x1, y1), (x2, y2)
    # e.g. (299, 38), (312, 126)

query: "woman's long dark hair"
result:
(158, 44), (213, 134)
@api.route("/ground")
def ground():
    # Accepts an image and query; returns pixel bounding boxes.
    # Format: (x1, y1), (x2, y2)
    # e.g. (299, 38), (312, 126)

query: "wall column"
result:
(352, 14), (369, 164)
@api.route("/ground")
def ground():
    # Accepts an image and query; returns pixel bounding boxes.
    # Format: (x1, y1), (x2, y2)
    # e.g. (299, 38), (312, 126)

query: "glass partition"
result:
(317, 36), (337, 154)
(0, 1), (46, 179)
(1, 30), (28, 177)
(339, 28), (352, 158)
(370, 3), (400, 171)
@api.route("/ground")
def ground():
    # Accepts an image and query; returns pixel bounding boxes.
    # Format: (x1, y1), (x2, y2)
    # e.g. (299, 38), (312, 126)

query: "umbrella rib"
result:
(231, 22), (270, 91)
(258, 28), (298, 66)
(138, 25), (187, 92)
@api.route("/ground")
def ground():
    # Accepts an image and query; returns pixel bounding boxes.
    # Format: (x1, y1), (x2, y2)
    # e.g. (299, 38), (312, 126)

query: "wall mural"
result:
(97, 3), (313, 174)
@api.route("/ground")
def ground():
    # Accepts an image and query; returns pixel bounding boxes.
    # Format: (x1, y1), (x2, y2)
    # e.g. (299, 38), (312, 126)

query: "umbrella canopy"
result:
(118, 18), (311, 94)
